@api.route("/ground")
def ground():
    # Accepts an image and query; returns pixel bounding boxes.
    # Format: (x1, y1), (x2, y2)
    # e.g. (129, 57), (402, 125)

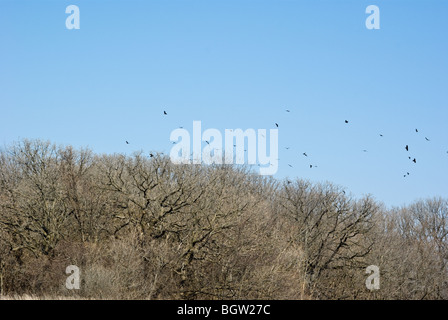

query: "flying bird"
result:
(149, 153), (154, 158)
(345, 120), (349, 124)
(413, 158), (417, 163)
(286, 109), (290, 112)
(425, 137), (430, 141)
(405, 145), (409, 151)
(310, 165), (313, 168)
(303, 152), (308, 157)
(288, 164), (293, 168)
(379, 134), (383, 137)
(416, 129), (418, 132)
(275, 123), (279, 127)
(163, 111), (167, 115)
(126, 141), (129, 144)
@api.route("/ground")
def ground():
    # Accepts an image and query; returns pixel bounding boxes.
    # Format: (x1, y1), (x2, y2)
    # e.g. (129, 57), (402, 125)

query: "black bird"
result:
(310, 165), (313, 168)
(416, 129), (418, 132)
(405, 145), (409, 151)
(425, 137), (430, 141)
(126, 141), (129, 144)
(303, 152), (308, 157)
(163, 111), (167, 115)
(205, 141), (210, 145)
(363, 150), (368, 152)
(345, 120), (349, 123)
(288, 164), (293, 168)
(149, 153), (154, 158)
(286, 109), (290, 112)
(275, 123), (279, 127)
(413, 158), (417, 163)
(285, 147), (290, 150)
(379, 134), (383, 137)
(407, 172), (410, 175)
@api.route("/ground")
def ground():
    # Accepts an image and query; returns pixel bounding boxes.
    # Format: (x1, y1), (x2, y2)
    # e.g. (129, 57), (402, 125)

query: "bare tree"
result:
(276, 179), (377, 298)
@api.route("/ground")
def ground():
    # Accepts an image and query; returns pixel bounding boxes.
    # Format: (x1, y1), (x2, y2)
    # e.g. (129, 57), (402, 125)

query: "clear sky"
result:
(1, 0), (447, 208)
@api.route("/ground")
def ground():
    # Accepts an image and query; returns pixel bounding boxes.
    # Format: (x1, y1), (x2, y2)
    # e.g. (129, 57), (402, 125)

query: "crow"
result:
(425, 137), (430, 141)
(303, 152), (308, 157)
(406, 145), (409, 151)
(345, 120), (349, 123)
(126, 141), (129, 144)
(275, 123), (279, 127)
(413, 158), (417, 163)
(163, 111), (167, 115)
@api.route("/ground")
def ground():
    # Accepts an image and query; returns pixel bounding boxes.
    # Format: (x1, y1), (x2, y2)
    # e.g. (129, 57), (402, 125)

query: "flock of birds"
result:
(278, 110), (444, 178)
(124, 109), (446, 178)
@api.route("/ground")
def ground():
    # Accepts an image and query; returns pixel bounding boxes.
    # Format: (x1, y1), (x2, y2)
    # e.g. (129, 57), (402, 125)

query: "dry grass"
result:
(0, 294), (89, 300)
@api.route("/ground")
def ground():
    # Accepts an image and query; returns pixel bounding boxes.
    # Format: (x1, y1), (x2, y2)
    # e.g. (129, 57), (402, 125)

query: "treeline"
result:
(0, 139), (447, 299)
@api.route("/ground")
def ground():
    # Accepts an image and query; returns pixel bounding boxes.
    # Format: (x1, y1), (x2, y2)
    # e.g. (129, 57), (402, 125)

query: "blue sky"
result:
(0, 0), (447, 207)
